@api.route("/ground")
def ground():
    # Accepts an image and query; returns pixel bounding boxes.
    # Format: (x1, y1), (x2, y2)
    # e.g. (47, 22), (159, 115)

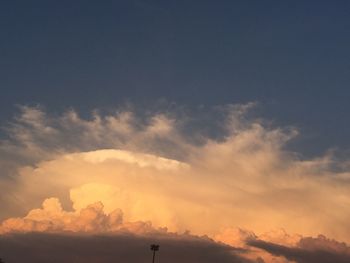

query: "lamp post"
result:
(150, 244), (159, 263)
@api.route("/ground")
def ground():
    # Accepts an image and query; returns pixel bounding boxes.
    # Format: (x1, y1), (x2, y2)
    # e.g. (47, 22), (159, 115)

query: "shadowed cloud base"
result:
(0, 104), (350, 262)
(0, 232), (251, 263)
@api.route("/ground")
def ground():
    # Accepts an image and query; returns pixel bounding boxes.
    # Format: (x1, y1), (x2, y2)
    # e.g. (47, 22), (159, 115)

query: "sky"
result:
(1, 1), (350, 262)
(1, 0), (350, 155)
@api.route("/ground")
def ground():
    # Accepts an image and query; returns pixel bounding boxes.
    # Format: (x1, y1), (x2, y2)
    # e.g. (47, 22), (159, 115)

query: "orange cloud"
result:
(0, 198), (157, 235)
(1, 104), (350, 262)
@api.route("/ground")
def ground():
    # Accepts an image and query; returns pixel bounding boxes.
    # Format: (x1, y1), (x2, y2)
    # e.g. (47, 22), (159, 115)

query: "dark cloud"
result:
(0, 233), (252, 263)
(247, 238), (350, 263)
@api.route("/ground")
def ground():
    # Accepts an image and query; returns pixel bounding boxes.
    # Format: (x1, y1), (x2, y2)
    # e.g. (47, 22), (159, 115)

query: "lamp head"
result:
(150, 244), (160, 251)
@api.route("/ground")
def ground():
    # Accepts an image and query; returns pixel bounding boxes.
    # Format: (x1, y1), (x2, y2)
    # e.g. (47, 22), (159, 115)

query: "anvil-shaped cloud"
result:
(0, 104), (349, 262)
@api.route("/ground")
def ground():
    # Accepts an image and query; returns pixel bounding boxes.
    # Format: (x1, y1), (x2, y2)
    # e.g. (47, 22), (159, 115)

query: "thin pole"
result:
(152, 249), (156, 263)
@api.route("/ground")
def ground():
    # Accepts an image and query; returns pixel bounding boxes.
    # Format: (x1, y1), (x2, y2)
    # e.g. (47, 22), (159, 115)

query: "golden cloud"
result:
(1, 105), (350, 262)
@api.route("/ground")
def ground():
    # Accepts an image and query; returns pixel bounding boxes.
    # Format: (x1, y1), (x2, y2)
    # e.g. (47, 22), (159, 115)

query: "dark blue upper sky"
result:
(1, 1), (350, 156)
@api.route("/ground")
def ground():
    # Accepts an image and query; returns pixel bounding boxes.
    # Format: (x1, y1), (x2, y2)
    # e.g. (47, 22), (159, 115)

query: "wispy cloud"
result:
(0, 104), (350, 262)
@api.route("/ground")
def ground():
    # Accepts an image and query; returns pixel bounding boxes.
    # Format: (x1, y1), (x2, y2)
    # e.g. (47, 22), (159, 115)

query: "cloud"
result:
(0, 197), (252, 262)
(1, 195), (187, 236)
(247, 235), (350, 263)
(1, 104), (350, 262)
(0, 232), (252, 263)
(2, 105), (188, 161)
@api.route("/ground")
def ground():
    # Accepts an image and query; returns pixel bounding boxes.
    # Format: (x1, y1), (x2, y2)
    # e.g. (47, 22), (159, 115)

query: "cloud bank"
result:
(0, 104), (350, 262)
(0, 232), (252, 263)
(248, 235), (350, 263)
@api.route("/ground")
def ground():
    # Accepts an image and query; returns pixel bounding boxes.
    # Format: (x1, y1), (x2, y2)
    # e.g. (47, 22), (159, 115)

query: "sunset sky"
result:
(1, 1), (350, 263)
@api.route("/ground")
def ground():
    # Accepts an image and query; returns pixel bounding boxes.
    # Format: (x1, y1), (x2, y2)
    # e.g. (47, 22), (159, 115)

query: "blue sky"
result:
(2, 3), (350, 261)
(1, 1), (350, 156)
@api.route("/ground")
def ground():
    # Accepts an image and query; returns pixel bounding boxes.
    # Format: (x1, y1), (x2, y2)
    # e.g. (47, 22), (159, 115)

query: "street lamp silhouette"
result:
(150, 244), (159, 263)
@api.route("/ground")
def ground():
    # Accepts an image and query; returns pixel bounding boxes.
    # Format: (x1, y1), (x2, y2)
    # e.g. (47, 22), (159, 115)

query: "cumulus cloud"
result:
(1, 198), (132, 234)
(9, 146), (350, 241)
(1, 104), (350, 262)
